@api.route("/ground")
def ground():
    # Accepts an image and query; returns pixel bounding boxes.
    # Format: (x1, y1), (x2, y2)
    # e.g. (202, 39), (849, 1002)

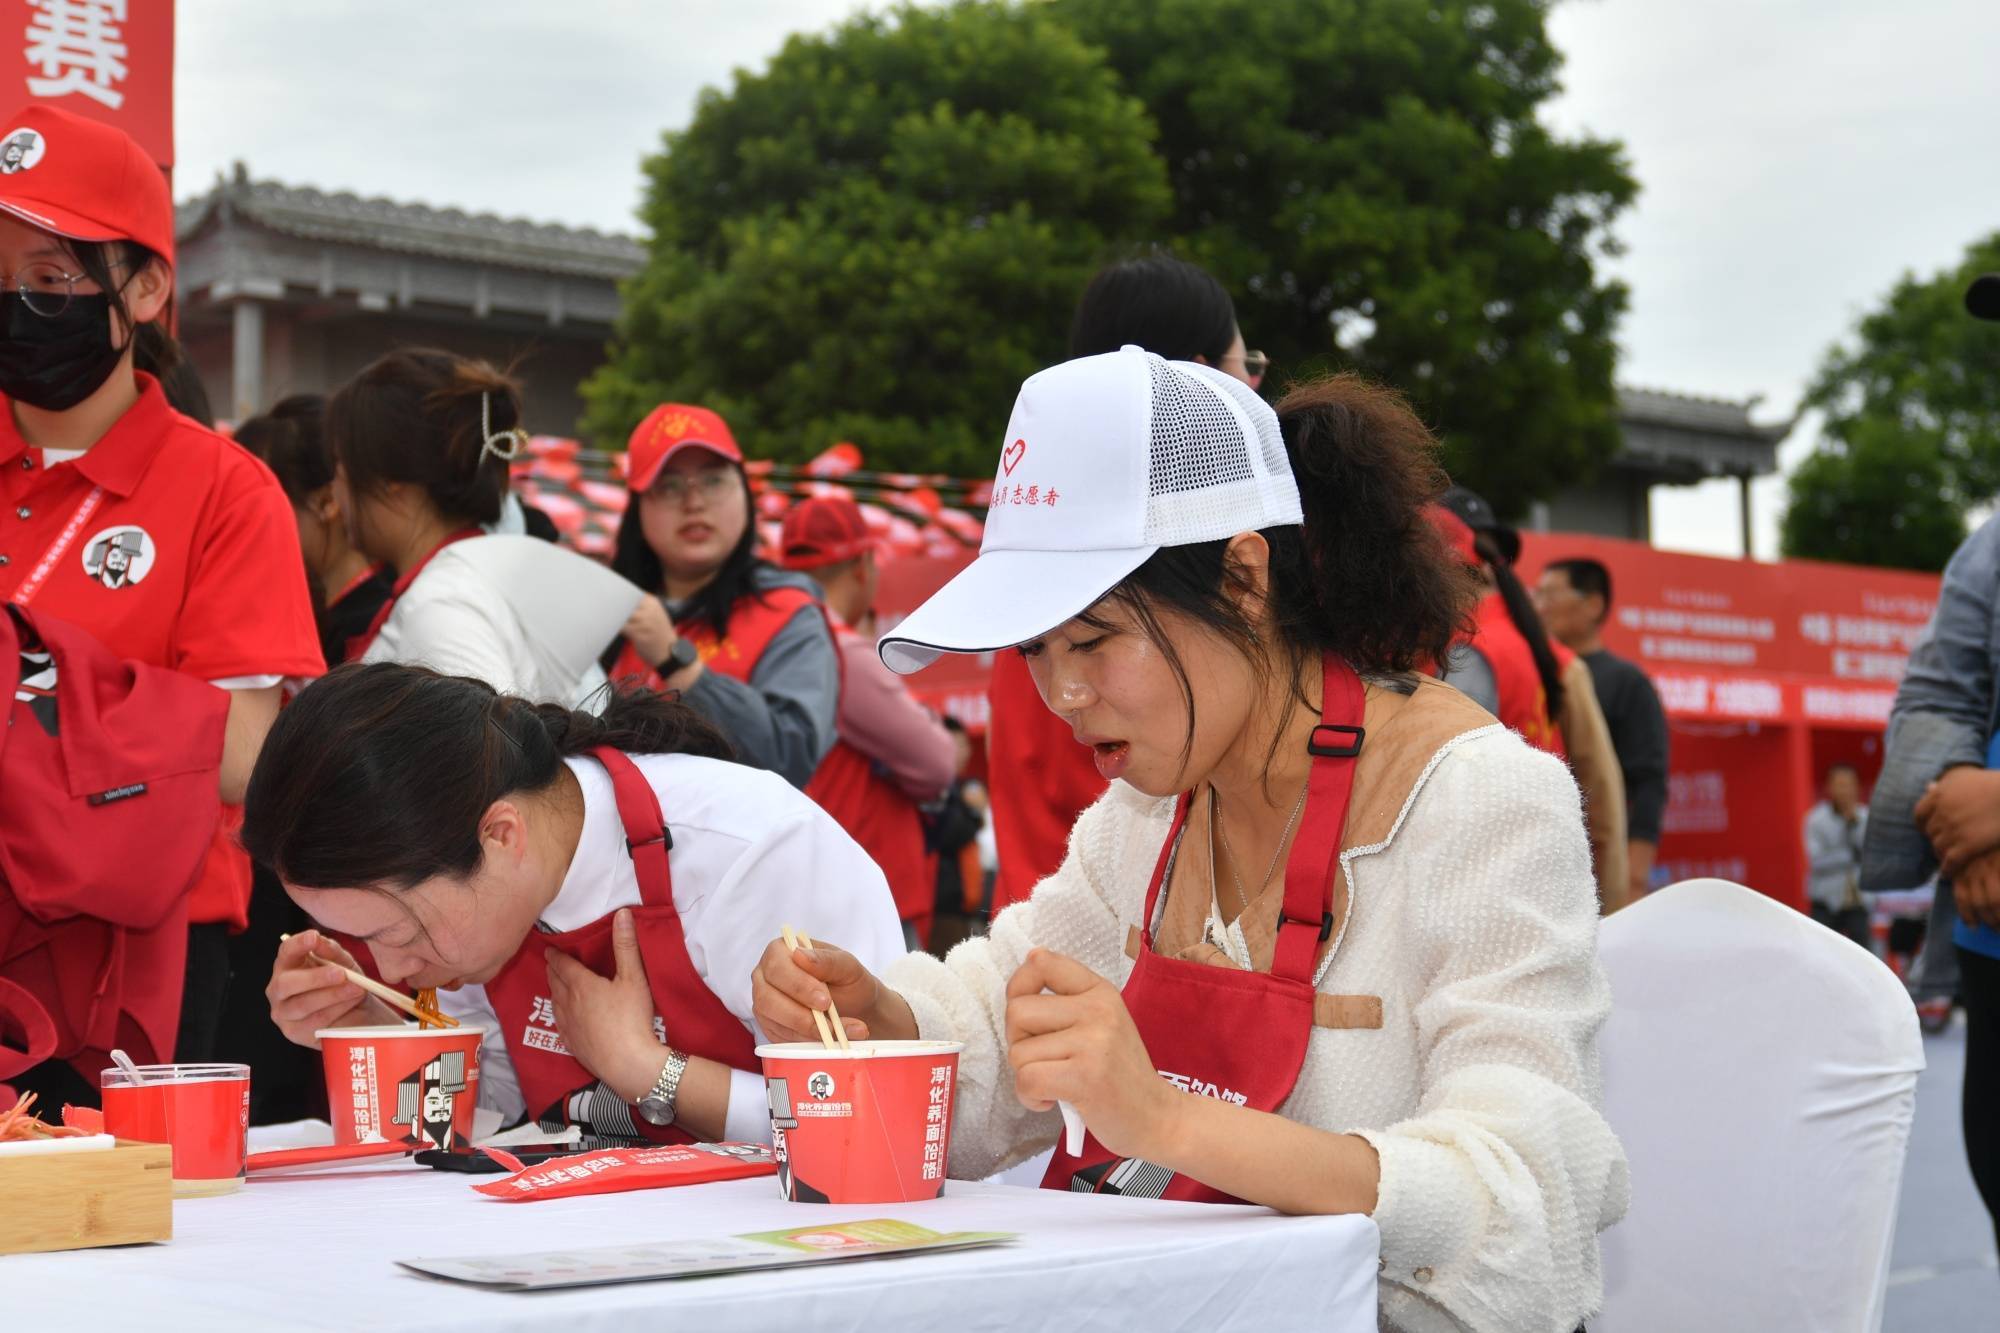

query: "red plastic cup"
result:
(757, 1039), (963, 1203)
(316, 1024), (483, 1151)
(100, 1062), (251, 1197)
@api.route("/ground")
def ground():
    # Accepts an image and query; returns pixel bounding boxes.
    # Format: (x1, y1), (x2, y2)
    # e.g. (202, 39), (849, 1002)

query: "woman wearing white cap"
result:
(754, 350), (1628, 1331)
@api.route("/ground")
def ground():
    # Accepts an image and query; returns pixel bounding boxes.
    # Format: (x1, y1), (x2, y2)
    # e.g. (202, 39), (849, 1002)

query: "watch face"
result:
(672, 639), (699, 670)
(637, 1096), (673, 1127)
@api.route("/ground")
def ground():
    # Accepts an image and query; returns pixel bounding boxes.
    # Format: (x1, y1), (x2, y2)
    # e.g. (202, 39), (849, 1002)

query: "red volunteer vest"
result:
(609, 586), (819, 690)
(481, 747), (759, 1142)
(1470, 594), (1565, 758)
(1041, 656), (1364, 1202)
(804, 621), (933, 929)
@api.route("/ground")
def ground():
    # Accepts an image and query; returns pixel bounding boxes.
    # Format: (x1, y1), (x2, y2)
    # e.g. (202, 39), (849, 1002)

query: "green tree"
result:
(582, 1), (1170, 472)
(1778, 421), (1963, 572)
(1052, 0), (1638, 515)
(1781, 232), (2000, 571)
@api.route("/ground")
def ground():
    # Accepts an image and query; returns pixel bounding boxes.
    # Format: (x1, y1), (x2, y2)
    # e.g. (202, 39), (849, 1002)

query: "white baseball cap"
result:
(878, 345), (1302, 674)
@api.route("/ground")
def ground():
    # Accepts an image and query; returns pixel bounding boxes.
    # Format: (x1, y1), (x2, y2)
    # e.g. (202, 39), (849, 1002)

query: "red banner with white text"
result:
(0, 1), (173, 167)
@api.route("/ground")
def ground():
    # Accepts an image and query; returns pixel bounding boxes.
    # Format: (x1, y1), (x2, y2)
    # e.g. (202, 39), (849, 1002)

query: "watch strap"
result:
(656, 637), (698, 675)
(639, 1047), (689, 1126)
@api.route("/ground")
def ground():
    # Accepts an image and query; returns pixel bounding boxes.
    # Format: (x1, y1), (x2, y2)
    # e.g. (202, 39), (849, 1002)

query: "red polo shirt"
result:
(0, 374), (324, 928)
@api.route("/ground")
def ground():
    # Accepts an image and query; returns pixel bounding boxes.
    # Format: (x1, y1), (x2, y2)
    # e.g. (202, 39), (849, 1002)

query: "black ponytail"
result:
(529, 684), (733, 762)
(1472, 529), (1566, 716)
(241, 663), (731, 891)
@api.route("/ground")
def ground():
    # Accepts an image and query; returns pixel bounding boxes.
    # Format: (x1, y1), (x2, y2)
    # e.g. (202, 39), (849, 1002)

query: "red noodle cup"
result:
(317, 1024), (483, 1151)
(756, 1039), (963, 1203)
(101, 1062), (250, 1197)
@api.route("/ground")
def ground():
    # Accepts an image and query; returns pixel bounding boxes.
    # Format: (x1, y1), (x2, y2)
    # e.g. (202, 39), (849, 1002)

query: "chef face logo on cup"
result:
(807, 1071), (835, 1100)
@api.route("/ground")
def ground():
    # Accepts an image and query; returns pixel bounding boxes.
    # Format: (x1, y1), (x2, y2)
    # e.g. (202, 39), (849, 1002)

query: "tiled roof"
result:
(1616, 385), (1796, 444)
(175, 165), (647, 281)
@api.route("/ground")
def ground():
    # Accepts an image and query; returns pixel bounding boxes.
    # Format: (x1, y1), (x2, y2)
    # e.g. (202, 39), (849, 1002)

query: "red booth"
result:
(1514, 534), (1938, 910)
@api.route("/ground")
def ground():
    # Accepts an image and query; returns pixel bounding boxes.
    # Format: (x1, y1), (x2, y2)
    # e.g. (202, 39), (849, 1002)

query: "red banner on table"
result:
(0, 1), (173, 167)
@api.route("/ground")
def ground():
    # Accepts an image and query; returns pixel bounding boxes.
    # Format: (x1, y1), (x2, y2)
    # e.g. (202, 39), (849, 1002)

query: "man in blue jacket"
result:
(1864, 269), (2000, 1246)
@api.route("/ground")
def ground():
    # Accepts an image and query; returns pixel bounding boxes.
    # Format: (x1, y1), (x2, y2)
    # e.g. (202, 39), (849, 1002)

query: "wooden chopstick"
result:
(795, 930), (852, 1051)
(781, 925), (849, 1051)
(280, 933), (457, 1027)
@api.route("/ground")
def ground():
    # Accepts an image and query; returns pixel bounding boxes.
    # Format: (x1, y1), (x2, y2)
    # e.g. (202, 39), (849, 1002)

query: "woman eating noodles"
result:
(247, 663), (902, 1144)
(754, 349), (1628, 1330)
(602, 403), (838, 788)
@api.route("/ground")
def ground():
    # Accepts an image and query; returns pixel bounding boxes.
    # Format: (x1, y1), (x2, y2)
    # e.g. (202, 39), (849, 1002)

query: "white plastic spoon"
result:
(1059, 1100), (1085, 1156)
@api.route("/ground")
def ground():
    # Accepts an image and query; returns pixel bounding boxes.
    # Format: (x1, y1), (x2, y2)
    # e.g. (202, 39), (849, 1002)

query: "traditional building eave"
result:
(1611, 385), (1797, 484)
(175, 164), (646, 282)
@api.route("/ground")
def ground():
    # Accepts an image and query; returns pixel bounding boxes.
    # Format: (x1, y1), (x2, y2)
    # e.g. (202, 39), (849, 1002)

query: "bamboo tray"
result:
(0, 1139), (172, 1254)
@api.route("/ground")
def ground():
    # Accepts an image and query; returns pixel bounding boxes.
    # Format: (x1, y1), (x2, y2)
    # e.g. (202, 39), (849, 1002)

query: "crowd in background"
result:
(3, 213), (1685, 1123)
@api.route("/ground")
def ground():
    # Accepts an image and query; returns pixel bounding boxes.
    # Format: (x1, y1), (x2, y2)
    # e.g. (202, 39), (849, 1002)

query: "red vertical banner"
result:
(0, 1), (173, 167)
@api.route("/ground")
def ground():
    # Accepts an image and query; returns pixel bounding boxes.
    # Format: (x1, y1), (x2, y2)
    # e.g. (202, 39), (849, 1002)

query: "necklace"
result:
(1208, 775), (1312, 921)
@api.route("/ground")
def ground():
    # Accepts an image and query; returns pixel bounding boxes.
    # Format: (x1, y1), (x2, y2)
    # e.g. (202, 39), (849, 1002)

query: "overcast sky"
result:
(176, 0), (2000, 559)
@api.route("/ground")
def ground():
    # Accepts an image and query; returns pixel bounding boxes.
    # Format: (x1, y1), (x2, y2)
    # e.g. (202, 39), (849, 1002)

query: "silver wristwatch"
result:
(636, 1048), (689, 1127)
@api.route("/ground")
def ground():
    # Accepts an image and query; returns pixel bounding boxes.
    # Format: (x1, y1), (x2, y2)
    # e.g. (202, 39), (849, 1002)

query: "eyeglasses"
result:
(0, 260), (94, 317)
(649, 469), (736, 504)
(1242, 350), (1269, 378)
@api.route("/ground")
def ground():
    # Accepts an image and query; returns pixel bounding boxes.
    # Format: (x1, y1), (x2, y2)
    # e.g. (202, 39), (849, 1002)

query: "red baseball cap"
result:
(0, 105), (173, 263)
(779, 494), (877, 570)
(626, 403), (743, 491)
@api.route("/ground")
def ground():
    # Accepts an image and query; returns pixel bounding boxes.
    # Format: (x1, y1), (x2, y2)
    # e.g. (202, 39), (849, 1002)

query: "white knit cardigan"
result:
(883, 723), (1630, 1333)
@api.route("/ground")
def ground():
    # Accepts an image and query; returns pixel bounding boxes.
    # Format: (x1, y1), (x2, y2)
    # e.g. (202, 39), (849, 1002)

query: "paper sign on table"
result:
(398, 1219), (1016, 1290)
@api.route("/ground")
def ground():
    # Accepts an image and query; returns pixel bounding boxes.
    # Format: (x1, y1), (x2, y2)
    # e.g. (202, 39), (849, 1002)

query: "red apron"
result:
(1042, 656), (1364, 1202)
(804, 618), (934, 938)
(346, 529), (483, 661)
(480, 746), (760, 1143)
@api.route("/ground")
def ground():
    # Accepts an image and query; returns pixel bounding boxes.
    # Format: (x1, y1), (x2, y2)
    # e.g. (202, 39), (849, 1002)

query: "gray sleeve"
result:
(681, 605), (839, 789)
(1892, 516), (2000, 745)
(1441, 644), (1500, 715)
(1804, 806), (1855, 875)
(1862, 518), (2000, 891)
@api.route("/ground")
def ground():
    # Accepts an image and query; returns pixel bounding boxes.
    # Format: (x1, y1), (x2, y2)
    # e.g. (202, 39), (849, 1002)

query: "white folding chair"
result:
(1594, 879), (1924, 1332)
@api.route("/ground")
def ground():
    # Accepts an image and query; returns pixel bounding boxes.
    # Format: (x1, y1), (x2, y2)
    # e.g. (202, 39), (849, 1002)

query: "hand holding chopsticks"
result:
(782, 925), (852, 1051)
(276, 932), (458, 1029)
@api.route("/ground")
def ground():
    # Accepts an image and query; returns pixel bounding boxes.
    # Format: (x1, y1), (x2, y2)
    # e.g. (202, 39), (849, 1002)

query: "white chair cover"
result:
(1595, 879), (1924, 1332)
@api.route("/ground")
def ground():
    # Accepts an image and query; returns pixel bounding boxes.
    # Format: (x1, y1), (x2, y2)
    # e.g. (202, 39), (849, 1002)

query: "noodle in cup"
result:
(317, 1024), (482, 1150)
(757, 1040), (963, 1203)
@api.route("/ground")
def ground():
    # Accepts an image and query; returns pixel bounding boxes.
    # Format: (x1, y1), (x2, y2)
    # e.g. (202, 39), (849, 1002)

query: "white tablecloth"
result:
(9, 1124), (1379, 1332)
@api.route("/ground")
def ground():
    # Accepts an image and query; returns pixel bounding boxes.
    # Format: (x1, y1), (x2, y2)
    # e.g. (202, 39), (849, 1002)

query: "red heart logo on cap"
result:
(1002, 438), (1026, 476)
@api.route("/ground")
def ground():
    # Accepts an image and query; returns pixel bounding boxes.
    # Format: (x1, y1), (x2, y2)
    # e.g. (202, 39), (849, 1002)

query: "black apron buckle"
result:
(1308, 723), (1365, 758)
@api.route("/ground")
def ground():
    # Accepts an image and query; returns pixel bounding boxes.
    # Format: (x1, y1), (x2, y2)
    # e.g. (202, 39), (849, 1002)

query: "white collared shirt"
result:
(441, 750), (906, 1142)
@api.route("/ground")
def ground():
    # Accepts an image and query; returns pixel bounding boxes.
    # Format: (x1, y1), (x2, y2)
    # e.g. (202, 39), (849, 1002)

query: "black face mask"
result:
(0, 293), (124, 411)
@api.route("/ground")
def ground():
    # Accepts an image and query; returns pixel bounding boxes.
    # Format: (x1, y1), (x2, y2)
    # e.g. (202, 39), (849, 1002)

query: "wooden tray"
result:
(0, 1139), (172, 1254)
